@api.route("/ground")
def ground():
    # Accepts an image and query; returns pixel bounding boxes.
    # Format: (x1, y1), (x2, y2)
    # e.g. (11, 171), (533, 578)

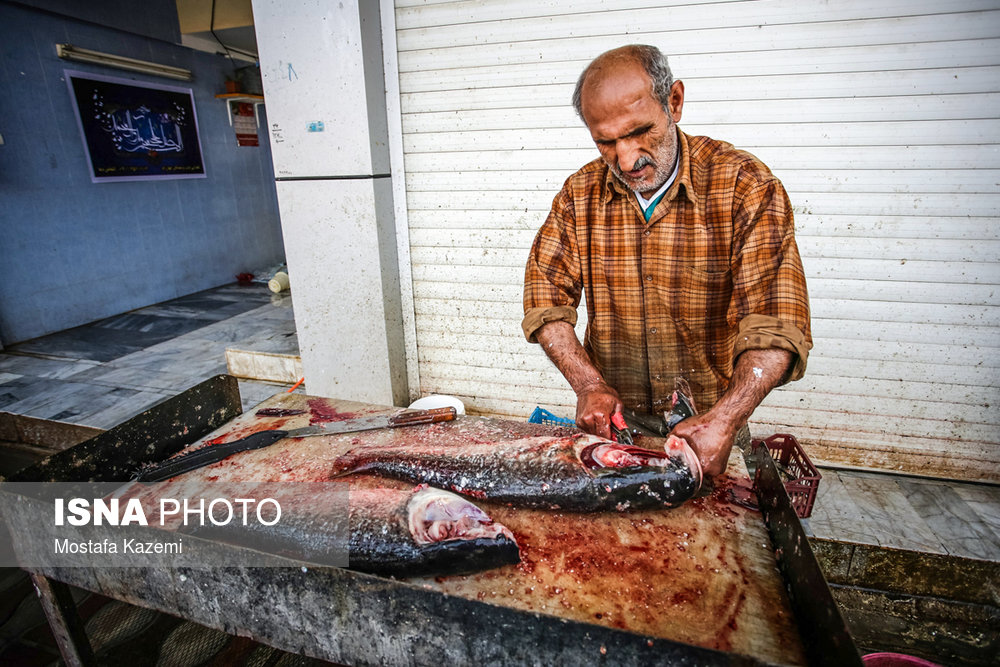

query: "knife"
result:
(132, 407), (457, 482)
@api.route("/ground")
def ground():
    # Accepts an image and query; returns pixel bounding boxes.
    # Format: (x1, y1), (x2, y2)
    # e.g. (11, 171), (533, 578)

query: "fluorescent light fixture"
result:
(56, 44), (192, 81)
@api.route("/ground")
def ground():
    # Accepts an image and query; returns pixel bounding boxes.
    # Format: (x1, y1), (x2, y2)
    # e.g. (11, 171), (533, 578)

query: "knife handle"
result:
(389, 406), (457, 427)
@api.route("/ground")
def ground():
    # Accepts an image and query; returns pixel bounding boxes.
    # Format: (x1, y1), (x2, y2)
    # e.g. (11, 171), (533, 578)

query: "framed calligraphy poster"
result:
(65, 69), (206, 182)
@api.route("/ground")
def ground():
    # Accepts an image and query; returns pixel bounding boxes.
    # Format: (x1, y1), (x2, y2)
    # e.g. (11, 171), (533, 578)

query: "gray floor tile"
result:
(237, 379), (305, 413)
(952, 484), (1000, 542)
(109, 343), (227, 374)
(64, 364), (199, 393)
(808, 472), (883, 546)
(79, 391), (172, 430)
(897, 478), (1000, 560)
(835, 472), (946, 553)
(228, 333), (299, 355)
(190, 318), (293, 344)
(3, 381), (125, 422)
(0, 378), (102, 414)
(0, 355), (100, 379)
(8, 316), (212, 362)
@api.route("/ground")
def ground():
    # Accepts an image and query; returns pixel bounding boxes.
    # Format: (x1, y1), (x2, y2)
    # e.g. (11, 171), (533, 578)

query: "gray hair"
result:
(571, 45), (674, 120)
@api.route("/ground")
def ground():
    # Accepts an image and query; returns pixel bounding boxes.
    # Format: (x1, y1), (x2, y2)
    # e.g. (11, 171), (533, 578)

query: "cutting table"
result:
(1, 376), (858, 666)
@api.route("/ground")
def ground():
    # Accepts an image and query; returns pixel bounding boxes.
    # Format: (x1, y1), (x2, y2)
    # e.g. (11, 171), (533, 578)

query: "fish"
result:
(329, 433), (703, 512)
(180, 482), (520, 577)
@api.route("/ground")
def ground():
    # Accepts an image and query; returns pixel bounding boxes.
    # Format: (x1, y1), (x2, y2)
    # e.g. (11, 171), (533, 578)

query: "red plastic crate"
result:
(751, 433), (821, 519)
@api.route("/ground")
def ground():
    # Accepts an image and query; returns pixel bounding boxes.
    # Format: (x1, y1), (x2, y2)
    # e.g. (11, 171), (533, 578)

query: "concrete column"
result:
(251, 0), (408, 406)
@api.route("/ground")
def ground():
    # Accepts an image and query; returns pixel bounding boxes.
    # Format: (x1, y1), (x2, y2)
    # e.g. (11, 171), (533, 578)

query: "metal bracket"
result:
(751, 442), (863, 666)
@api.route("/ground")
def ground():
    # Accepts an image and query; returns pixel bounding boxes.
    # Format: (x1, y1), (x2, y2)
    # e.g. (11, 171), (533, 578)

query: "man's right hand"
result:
(533, 320), (621, 439)
(575, 382), (622, 440)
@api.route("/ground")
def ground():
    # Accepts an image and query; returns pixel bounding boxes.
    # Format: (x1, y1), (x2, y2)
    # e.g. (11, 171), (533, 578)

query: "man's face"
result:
(580, 62), (684, 197)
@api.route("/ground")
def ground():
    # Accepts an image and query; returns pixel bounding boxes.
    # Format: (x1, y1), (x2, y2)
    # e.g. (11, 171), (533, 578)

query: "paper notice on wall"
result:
(233, 102), (258, 147)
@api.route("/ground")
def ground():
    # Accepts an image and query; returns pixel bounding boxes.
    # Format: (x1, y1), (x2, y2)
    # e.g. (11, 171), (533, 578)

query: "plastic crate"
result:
(528, 407), (576, 427)
(751, 433), (821, 519)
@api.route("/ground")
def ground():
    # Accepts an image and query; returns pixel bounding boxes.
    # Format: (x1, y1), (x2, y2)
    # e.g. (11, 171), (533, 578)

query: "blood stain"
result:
(307, 399), (359, 424)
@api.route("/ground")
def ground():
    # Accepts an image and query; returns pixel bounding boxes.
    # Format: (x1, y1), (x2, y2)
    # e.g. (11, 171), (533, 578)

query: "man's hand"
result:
(575, 382), (622, 440)
(534, 321), (621, 439)
(670, 410), (740, 477)
(675, 347), (795, 478)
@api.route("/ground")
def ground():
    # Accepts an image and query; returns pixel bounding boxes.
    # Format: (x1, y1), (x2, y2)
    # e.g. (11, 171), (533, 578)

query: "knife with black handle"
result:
(133, 407), (457, 482)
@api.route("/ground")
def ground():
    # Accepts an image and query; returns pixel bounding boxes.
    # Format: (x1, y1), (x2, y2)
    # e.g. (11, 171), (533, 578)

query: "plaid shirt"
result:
(522, 130), (811, 413)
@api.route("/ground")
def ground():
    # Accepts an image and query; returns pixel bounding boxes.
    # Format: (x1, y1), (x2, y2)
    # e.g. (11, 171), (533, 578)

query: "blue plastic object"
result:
(528, 407), (576, 427)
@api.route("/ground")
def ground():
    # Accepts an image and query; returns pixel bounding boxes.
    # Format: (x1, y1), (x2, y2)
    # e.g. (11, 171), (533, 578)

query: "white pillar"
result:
(251, 0), (408, 405)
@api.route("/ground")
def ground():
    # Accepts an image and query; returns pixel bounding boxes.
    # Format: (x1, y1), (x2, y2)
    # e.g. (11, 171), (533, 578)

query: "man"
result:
(522, 45), (811, 477)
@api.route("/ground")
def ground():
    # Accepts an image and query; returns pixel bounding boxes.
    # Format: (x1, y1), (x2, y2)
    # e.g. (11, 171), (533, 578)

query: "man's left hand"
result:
(671, 348), (795, 478)
(669, 410), (739, 478)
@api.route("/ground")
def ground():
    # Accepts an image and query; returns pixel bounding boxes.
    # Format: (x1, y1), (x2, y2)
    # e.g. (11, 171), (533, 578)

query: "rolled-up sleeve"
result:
(734, 314), (811, 381)
(727, 174), (812, 381)
(522, 186), (583, 343)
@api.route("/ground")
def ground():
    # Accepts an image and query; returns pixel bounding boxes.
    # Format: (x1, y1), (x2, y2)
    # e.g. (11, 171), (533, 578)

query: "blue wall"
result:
(0, 2), (284, 344)
(11, 0), (182, 43)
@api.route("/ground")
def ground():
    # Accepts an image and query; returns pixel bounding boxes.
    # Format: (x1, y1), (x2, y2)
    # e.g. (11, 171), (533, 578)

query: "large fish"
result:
(330, 433), (702, 512)
(180, 483), (520, 577)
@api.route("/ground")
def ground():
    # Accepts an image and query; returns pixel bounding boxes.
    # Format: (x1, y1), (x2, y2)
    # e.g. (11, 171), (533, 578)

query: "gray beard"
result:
(610, 150), (677, 195)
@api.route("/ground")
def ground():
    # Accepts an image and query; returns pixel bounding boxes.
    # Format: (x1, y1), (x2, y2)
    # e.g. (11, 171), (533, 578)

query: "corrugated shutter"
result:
(392, 0), (1000, 482)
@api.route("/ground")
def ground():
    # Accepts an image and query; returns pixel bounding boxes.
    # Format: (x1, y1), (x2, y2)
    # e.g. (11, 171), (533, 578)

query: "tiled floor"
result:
(0, 284), (301, 429)
(1, 283), (998, 563)
(804, 467), (1000, 561)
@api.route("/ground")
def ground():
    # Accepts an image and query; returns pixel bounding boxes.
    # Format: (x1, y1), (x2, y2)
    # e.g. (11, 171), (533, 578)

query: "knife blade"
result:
(132, 407), (457, 483)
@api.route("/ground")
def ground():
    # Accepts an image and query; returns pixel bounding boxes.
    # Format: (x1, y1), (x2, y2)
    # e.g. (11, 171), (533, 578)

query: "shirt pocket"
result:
(671, 265), (733, 337)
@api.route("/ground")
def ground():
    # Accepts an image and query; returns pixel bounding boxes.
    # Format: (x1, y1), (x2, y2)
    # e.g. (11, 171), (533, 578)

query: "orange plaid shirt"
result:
(522, 130), (811, 413)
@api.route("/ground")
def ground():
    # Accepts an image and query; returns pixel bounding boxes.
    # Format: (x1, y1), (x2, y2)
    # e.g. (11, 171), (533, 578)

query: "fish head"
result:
(664, 434), (703, 486)
(407, 487), (515, 546)
(405, 486), (520, 574)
